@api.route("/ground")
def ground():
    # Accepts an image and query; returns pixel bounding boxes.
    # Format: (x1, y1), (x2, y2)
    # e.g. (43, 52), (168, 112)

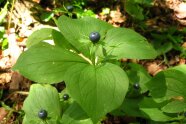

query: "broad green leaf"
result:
(125, 0), (144, 20)
(52, 29), (74, 49)
(127, 63), (152, 93)
(23, 84), (61, 124)
(139, 108), (172, 122)
(161, 100), (186, 113)
(151, 33), (173, 55)
(57, 16), (113, 57)
(113, 98), (147, 117)
(139, 98), (172, 121)
(103, 28), (157, 59)
(146, 72), (167, 102)
(146, 65), (186, 102)
(13, 42), (88, 83)
(27, 28), (72, 49)
(170, 64), (186, 75)
(64, 63), (129, 123)
(26, 28), (53, 48)
(155, 42), (173, 55)
(61, 102), (93, 124)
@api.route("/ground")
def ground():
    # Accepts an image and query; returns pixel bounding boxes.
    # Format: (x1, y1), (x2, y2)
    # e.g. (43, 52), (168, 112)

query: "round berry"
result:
(89, 32), (100, 43)
(38, 109), (47, 119)
(133, 83), (140, 89)
(63, 94), (69, 100)
(66, 5), (73, 12)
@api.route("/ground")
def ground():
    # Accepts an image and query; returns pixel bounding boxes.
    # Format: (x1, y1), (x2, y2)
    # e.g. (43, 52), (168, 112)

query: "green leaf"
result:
(52, 29), (74, 49)
(146, 72), (167, 102)
(170, 64), (186, 75)
(139, 108), (172, 122)
(57, 16), (113, 57)
(125, 0), (144, 20)
(81, 10), (96, 18)
(64, 63), (129, 123)
(103, 28), (157, 59)
(139, 98), (172, 121)
(127, 63), (152, 93)
(151, 33), (173, 55)
(13, 42), (88, 83)
(154, 42), (173, 55)
(1, 38), (8, 50)
(61, 102), (93, 124)
(114, 98), (147, 117)
(26, 28), (53, 48)
(23, 84), (61, 124)
(27, 28), (73, 49)
(146, 65), (186, 102)
(162, 100), (186, 113)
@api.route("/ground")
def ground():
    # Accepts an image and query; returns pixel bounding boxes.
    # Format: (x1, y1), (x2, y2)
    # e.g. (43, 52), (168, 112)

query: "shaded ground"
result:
(0, 0), (186, 123)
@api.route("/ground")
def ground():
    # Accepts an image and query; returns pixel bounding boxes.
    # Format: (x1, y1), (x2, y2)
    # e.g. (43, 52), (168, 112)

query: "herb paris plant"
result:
(13, 16), (157, 123)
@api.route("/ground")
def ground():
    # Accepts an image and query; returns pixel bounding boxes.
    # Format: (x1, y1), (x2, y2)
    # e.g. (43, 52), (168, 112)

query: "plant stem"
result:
(79, 53), (93, 65)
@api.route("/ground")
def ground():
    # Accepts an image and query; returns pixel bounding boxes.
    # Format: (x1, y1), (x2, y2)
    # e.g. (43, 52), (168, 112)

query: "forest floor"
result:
(0, 0), (186, 123)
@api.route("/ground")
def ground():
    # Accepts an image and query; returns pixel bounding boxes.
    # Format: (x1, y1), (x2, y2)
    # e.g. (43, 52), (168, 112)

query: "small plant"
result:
(40, 0), (96, 22)
(124, 0), (154, 21)
(14, 15), (186, 124)
(151, 27), (186, 58)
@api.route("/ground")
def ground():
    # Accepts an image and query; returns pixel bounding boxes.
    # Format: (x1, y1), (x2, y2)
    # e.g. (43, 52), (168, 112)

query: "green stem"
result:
(90, 44), (100, 65)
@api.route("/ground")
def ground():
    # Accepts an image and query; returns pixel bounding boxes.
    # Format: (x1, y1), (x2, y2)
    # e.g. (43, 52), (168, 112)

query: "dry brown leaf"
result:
(0, 56), (12, 71)
(0, 73), (12, 85)
(0, 107), (8, 122)
(9, 72), (24, 90)
(179, 58), (186, 65)
(146, 62), (162, 76)
(32, 0), (40, 3)
(108, 6), (126, 27)
(166, 0), (181, 8)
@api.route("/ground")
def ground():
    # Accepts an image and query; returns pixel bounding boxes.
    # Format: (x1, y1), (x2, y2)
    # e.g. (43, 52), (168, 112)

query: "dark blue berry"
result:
(63, 94), (69, 100)
(89, 32), (100, 43)
(38, 109), (47, 119)
(133, 83), (140, 89)
(66, 5), (73, 12)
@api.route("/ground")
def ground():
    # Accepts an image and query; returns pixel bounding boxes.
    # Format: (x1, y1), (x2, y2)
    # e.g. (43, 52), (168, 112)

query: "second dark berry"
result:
(63, 94), (69, 100)
(38, 109), (48, 119)
(133, 83), (140, 89)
